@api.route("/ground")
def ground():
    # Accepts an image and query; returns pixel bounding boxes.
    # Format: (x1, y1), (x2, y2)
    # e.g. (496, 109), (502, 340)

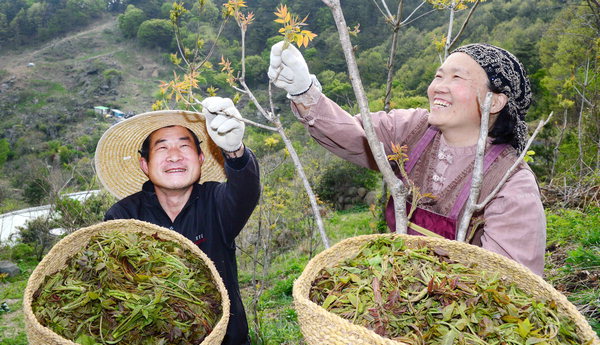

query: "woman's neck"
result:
(440, 129), (479, 147)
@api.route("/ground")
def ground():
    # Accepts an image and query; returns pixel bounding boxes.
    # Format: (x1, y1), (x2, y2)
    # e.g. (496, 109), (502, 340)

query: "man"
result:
(94, 97), (260, 345)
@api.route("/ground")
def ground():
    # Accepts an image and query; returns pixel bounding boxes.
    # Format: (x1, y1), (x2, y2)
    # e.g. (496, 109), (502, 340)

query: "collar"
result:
(141, 180), (200, 207)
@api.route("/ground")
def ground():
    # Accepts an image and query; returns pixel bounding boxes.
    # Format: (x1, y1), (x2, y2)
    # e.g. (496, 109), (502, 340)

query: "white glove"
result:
(268, 41), (312, 95)
(201, 97), (245, 152)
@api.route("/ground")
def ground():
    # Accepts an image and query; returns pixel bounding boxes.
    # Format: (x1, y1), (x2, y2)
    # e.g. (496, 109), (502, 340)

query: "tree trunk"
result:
(443, 2), (456, 60)
(323, 0), (409, 233)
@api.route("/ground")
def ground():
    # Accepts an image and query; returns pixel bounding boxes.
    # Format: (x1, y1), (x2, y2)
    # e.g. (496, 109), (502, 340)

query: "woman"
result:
(268, 42), (546, 275)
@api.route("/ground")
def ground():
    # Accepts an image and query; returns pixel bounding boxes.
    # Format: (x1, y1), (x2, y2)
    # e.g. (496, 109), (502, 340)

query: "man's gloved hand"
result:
(268, 41), (312, 96)
(202, 97), (245, 153)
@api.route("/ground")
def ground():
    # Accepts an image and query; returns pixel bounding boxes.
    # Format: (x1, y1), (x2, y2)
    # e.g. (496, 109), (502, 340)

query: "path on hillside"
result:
(0, 17), (117, 78)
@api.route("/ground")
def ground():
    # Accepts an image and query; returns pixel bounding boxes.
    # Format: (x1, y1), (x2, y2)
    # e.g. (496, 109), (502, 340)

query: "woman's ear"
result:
(491, 93), (508, 114)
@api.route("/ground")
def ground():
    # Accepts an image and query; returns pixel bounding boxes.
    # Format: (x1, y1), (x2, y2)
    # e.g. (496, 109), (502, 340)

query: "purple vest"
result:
(385, 127), (507, 240)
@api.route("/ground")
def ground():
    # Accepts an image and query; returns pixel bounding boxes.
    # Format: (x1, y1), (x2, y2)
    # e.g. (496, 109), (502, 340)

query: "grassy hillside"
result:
(0, 15), (175, 210)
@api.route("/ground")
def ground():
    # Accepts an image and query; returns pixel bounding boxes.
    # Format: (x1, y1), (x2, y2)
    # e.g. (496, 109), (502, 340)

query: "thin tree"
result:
(159, 2), (331, 248)
(322, 0), (410, 233)
(455, 96), (553, 242)
(322, 0), (553, 241)
(429, 0), (485, 61)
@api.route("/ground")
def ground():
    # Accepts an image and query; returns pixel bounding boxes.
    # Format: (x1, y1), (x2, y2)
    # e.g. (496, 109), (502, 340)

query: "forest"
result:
(0, 0), (598, 344)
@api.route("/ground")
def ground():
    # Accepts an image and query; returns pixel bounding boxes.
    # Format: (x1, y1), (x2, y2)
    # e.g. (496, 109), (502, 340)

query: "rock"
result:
(363, 191), (377, 206)
(0, 261), (20, 277)
(357, 187), (367, 198)
(86, 67), (99, 75)
(347, 186), (357, 196)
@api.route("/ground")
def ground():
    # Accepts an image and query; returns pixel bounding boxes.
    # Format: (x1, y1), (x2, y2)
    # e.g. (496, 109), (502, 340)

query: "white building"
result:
(0, 190), (100, 244)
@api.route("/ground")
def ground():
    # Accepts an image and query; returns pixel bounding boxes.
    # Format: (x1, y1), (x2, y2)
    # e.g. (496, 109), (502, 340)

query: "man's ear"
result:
(198, 152), (205, 166)
(491, 93), (508, 114)
(140, 158), (149, 176)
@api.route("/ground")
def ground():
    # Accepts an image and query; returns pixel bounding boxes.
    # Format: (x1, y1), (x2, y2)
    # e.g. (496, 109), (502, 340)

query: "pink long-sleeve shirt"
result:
(291, 89), (546, 276)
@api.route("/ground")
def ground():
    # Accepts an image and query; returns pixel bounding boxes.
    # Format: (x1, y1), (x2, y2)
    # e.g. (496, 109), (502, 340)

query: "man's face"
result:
(140, 126), (204, 193)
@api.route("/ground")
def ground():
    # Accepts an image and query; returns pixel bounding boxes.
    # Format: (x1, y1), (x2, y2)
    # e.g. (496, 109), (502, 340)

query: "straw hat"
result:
(95, 110), (226, 200)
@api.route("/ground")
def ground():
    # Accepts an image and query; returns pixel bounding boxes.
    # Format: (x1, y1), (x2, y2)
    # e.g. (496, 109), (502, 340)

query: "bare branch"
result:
(455, 92), (493, 242)
(448, 0), (482, 51)
(477, 112), (554, 209)
(550, 109), (568, 179)
(379, 0), (394, 18)
(238, 116), (279, 131)
(323, 0), (409, 233)
(371, 0), (390, 19)
(400, 1), (428, 25)
(572, 85), (593, 106)
(383, 2), (404, 111)
(403, 9), (437, 27)
(443, 4), (456, 60)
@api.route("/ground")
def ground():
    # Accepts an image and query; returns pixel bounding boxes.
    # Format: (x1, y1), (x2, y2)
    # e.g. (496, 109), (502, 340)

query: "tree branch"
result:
(383, 1), (404, 112)
(371, 0), (390, 19)
(448, 0), (481, 51)
(476, 112), (553, 209)
(323, 0), (409, 233)
(400, 1), (428, 25)
(455, 92), (493, 242)
(403, 9), (437, 27)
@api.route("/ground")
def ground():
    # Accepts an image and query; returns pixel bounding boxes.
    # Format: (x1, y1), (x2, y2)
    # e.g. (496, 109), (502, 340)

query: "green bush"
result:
(118, 5), (146, 38)
(137, 19), (173, 48)
(3, 243), (34, 261)
(316, 160), (380, 207)
(23, 178), (51, 206)
(546, 207), (600, 245)
(565, 247), (600, 270)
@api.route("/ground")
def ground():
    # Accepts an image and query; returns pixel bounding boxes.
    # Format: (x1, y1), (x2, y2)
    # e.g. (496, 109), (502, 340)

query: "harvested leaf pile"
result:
(31, 231), (222, 345)
(309, 236), (584, 344)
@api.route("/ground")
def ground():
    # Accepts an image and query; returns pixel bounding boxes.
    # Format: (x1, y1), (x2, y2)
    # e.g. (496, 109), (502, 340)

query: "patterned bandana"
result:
(451, 43), (532, 152)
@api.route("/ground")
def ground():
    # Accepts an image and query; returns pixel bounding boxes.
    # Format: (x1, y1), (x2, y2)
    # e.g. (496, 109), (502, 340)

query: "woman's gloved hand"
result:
(268, 41), (313, 96)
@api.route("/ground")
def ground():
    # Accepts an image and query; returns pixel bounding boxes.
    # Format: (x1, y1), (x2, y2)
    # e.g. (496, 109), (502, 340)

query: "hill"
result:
(0, 14), (171, 113)
(0, 15), (174, 209)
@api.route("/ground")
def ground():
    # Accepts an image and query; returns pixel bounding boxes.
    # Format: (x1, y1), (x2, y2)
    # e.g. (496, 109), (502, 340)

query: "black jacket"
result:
(104, 148), (260, 345)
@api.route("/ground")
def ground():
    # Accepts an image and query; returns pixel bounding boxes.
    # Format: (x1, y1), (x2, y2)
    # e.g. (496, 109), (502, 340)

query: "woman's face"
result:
(427, 52), (491, 145)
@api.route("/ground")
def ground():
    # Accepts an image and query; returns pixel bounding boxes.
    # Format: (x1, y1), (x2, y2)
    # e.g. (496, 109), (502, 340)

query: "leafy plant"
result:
(315, 160), (380, 207)
(274, 4), (317, 48)
(32, 231), (223, 344)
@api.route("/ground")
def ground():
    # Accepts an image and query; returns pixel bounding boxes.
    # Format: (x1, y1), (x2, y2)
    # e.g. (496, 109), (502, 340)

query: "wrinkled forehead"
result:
(148, 125), (194, 144)
(439, 52), (489, 80)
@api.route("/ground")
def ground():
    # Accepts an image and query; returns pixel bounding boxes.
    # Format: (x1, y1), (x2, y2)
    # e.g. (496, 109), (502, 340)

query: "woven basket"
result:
(293, 233), (600, 345)
(23, 219), (230, 345)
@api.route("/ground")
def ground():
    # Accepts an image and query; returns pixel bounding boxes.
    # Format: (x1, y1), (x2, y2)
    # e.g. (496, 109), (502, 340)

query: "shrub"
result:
(316, 160), (380, 207)
(5, 243), (34, 261)
(137, 19), (174, 48)
(118, 5), (146, 38)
